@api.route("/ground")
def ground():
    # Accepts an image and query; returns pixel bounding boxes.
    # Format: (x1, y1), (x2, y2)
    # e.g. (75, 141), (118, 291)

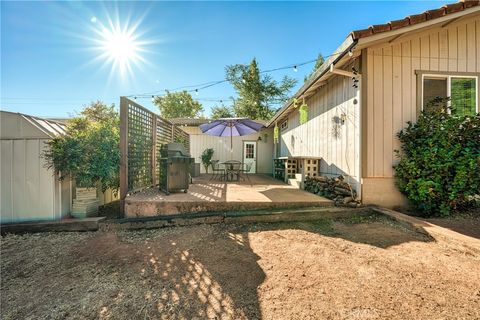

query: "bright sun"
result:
(101, 27), (139, 66)
(90, 16), (148, 80)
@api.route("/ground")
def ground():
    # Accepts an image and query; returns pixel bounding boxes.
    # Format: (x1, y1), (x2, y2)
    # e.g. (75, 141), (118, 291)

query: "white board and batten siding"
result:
(365, 14), (480, 179)
(362, 14), (480, 206)
(183, 126), (274, 174)
(280, 59), (361, 192)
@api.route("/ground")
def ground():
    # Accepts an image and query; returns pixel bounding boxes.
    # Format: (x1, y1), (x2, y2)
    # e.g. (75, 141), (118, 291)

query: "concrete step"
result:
(100, 207), (370, 231)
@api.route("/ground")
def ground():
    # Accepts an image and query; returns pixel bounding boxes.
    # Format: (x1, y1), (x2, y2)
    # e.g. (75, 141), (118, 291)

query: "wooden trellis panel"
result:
(119, 97), (190, 212)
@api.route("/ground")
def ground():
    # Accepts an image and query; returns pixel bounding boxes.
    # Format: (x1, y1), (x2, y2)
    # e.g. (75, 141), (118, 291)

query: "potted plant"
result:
(200, 148), (214, 174)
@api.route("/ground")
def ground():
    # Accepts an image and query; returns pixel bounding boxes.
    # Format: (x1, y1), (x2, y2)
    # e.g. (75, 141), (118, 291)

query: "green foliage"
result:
(200, 148), (214, 173)
(210, 104), (235, 119)
(225, 58), (297, 120)
(153, 91), (203, 119)
(43, 102), (120, 192)
(304, 53), (325, 82)
(394, 98), (480, 216)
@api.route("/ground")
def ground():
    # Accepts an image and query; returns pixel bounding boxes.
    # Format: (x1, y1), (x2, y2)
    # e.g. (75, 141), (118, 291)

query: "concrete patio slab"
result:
(125, 174), (332, 217)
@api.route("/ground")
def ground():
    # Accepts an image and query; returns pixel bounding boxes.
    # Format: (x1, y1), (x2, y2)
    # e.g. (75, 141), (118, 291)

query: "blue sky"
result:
(1, 1), (443, 118)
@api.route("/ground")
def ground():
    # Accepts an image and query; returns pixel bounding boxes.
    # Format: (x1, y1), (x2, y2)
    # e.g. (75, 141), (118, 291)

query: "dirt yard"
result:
(2, 213), (480, 320)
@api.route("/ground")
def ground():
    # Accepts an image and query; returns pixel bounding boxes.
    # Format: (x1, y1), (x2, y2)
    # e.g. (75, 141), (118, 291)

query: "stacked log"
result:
(303, 175), (361, 207)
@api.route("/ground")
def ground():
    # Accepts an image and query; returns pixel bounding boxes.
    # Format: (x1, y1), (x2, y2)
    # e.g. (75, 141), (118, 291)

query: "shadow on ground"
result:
(1, 212), (434, 319)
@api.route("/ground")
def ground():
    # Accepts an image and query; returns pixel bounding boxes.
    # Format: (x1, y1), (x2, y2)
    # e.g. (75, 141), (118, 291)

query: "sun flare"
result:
(100, 27), (139, 67)
(90, 16), (149, 81)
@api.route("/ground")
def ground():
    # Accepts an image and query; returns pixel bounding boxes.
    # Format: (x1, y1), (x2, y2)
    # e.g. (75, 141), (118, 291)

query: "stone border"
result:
(1, 217), (106, 235)
(371, 206), (480, 254)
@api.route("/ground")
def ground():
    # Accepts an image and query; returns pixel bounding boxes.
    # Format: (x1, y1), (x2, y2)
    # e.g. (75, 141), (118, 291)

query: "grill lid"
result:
(161, 143), (191, 158)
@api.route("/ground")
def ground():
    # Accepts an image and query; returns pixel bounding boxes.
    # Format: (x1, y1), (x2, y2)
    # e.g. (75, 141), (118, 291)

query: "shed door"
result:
(242, 141), (256, 173)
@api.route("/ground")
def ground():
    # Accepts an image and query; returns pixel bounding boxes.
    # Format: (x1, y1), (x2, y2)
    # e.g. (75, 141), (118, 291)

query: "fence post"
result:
(119, 96), (128, 215)
(151, 115), (157, 186)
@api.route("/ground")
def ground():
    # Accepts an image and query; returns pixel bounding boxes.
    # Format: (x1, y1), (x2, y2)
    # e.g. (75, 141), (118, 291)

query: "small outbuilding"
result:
(1, 111), (72, 223)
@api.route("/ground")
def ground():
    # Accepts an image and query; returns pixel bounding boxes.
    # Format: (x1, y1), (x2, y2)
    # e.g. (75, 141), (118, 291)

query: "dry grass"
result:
(2, 213), (480, 319)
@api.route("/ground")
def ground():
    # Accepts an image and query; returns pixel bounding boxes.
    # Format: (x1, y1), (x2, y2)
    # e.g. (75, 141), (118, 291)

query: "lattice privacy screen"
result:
(120, 97), (190, 195)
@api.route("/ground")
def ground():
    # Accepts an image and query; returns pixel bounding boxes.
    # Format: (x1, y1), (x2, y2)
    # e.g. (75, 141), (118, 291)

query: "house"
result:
(268, 1), (480, 208)
(169, 118), (274, 175)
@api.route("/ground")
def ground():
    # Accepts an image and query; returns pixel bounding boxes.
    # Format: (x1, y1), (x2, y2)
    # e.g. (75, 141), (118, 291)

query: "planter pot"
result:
(72, 187), (99, 218)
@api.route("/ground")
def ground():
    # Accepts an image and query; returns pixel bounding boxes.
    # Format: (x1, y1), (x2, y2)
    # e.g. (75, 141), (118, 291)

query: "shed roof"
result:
(0, 110), (67, 139)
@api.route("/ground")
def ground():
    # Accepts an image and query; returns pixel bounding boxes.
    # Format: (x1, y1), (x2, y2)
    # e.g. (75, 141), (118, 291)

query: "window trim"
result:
(280, 120), (288, 131)
(416, 70), (480, 115)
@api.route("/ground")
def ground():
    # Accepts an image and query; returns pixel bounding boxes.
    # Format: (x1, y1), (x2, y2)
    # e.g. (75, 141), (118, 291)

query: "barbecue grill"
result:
(159, 143), (194, 195)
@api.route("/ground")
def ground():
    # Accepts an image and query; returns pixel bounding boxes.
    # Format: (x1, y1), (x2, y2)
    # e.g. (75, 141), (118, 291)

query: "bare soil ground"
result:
(2, 213), (480, 320)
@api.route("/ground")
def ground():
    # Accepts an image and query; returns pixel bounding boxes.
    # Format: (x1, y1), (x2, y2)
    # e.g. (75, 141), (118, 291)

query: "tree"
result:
(210, 104), (235, 119)
(304, 53), (325, 82)
(153, 91), (203, 118)
(225, 58), (297, 120)
(43, 101), (120, 192)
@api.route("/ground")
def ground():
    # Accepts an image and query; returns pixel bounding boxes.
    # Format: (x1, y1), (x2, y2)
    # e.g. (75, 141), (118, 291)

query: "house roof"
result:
(168, 118), (211, 126)
(169, 117), (267, 127)
(351, 0), (479, 40)
(267, 0), (480, 127)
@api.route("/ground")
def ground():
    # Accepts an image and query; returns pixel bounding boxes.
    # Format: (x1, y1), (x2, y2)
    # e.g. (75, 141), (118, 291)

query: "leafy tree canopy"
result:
(225, 58), (297, 120)
(304, 53), (325, 82)
(153, 91), (203, 119)
(44, 101), (120, 192)
(210, 104), (235, 119)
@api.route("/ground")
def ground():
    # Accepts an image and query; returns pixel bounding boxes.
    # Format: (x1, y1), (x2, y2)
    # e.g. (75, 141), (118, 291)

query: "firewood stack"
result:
(303, 175), (361, 207)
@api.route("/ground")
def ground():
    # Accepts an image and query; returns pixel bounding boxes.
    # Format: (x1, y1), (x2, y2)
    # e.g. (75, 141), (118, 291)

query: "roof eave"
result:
(267, 34), (357, 127)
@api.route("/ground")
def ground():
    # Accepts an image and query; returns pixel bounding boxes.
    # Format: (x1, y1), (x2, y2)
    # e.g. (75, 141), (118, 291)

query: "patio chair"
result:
(210, 160), (225, 181)
(239, 163), (252, 185)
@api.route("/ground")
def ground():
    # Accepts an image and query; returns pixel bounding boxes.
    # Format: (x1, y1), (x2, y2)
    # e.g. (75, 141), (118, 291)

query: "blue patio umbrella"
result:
(199, 118), (264, 151)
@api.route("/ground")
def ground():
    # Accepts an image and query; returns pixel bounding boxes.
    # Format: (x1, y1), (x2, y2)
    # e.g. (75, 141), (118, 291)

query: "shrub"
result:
(394, 98), (480, 216)
(43, 102), (120, 193)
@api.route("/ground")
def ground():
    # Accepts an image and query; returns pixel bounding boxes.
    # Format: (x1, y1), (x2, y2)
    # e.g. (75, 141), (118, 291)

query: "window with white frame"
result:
(421, 74), (478, 116)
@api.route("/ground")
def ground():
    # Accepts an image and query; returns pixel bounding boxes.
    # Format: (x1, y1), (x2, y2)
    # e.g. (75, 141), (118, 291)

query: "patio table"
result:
(221, 160), (243, 181)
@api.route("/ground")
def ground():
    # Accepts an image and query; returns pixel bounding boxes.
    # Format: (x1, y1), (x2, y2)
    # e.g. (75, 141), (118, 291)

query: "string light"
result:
(127, 49), (348, 99)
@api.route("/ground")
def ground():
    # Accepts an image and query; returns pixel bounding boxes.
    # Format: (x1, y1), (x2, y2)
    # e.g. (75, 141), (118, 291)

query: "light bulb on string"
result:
(195, 89), (199, 96)
(293, 65), (298, 72)
(151, 95), (155, 103)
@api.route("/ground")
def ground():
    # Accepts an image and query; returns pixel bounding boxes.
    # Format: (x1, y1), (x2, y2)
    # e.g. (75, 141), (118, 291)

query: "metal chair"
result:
(210, 160), (225, 181)
(239, 163), (252, 185)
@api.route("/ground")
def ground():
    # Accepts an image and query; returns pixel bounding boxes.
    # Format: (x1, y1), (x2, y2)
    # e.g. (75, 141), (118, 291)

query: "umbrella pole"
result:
(230, 126), (233, 159)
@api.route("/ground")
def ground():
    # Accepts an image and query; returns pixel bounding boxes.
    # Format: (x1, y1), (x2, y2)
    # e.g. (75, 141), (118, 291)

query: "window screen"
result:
(451, 78), (476, 117)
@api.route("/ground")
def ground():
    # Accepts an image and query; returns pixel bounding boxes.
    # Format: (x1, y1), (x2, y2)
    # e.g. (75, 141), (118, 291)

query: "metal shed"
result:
(0, 111), (72, 223)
